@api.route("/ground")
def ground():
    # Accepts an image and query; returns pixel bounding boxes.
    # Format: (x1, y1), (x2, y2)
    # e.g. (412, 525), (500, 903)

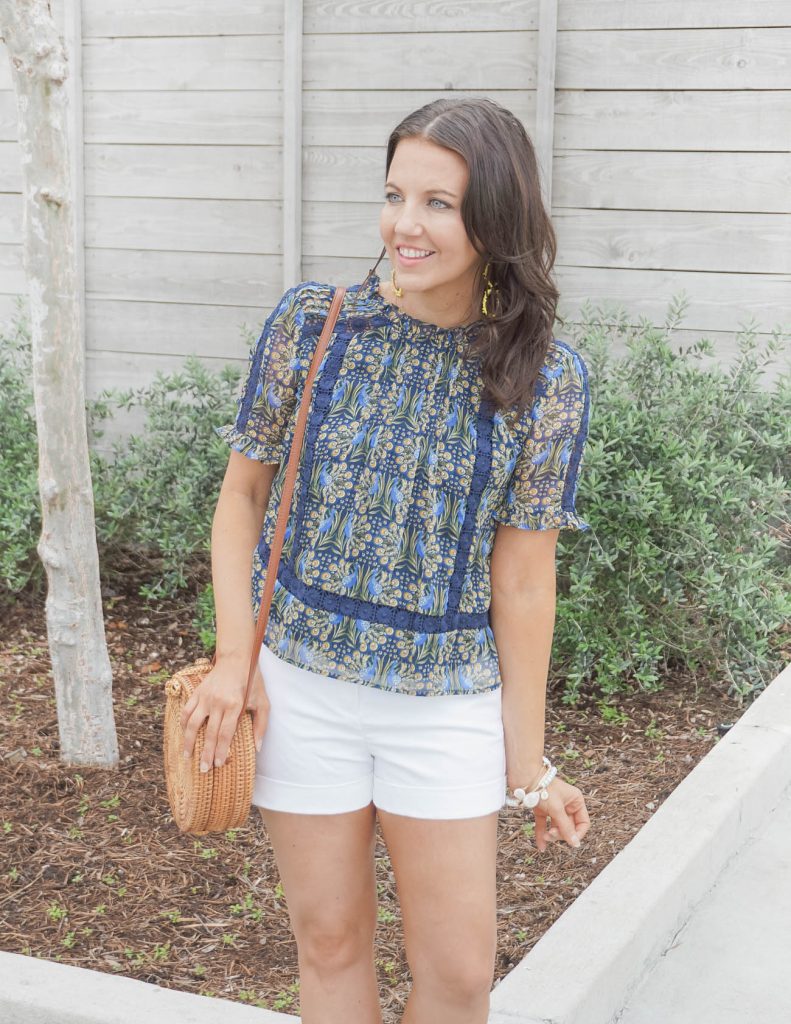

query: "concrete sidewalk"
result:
(616, 778), (791, 1023)
(489, 660), (791, 1024)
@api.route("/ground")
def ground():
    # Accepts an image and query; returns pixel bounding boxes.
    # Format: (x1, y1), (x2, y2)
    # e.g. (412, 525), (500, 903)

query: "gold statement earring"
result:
(391, 267), (403, 298)
(481, 261), (496, 317)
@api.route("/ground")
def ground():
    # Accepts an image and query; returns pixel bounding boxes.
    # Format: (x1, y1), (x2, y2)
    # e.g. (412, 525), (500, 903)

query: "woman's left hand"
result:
(526, 776), (591, 853)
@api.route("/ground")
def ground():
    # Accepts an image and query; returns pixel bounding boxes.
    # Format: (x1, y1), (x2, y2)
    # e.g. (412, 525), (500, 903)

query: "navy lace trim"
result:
(554, 339), (591, 516)
(259, 533), (490, 632)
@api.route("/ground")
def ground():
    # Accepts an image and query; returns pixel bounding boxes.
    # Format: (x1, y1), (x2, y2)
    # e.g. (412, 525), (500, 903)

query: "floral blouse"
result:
(215, 270), (591, 696)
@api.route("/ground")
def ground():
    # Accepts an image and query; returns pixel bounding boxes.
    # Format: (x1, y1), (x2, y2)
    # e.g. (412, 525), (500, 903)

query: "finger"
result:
(533, 812), (550, 852)
(250, 702), (269, 753)
(571, 800), (591, 839)
(555, 808), (582, 848)
(181, 700), (207, 760)
(199, 707), (227, 772)
(213, 707), (245, 768)
(180, 690), (199, 736)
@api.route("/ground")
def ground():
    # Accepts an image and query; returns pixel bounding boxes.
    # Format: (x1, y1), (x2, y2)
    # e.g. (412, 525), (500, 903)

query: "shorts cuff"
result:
(252, 772), (374, 815)
(373, 775), (507, 820)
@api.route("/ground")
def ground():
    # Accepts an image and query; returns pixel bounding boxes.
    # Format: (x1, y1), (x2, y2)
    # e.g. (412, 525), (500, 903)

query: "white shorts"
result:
(253, 641), (507, 820)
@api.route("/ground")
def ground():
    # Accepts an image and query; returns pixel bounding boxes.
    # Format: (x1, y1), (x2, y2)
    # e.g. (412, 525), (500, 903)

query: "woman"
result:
(181, 97), (592, 1024)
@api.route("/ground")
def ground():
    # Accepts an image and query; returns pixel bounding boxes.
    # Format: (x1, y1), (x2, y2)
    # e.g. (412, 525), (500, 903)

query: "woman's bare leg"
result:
(376, 808), (499, 1024)
(258, 803), (382, 1024)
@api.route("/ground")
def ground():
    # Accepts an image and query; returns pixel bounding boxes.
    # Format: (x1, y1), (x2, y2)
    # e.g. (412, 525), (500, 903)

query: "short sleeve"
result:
(214, 284), (306, 464)
(492, 342), (592, 532)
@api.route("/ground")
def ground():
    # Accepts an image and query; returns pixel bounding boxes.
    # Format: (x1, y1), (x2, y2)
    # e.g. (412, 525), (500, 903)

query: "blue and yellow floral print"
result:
(215, 271), (590, 696)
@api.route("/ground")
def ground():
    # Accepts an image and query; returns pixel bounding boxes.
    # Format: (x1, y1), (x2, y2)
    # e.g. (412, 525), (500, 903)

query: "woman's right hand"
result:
(180, 654), (271, 772)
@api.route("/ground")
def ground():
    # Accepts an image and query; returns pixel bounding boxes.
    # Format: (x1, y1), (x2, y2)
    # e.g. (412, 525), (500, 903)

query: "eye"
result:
(383, 192), (450, 209)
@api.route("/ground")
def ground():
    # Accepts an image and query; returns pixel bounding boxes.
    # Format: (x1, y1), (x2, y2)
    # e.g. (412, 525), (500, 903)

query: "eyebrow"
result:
(384, 181), (458, 198)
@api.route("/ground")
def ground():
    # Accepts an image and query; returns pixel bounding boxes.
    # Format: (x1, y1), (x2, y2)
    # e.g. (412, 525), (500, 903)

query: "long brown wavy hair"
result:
(362, 96), (560, 422)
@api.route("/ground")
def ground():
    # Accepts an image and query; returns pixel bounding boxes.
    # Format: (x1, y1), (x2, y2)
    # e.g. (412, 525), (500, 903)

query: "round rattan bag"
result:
(163, 659), (256, 835)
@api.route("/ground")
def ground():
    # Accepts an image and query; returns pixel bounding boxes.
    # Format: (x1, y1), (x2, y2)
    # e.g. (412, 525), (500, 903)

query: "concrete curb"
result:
(2, 662), (789, 1024)
(0, 949), (296, 1024)
(488, 660), (791, 1024)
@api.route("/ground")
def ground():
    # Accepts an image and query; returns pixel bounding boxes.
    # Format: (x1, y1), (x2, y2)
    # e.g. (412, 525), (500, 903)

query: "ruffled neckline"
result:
(355, 270), (485, 343)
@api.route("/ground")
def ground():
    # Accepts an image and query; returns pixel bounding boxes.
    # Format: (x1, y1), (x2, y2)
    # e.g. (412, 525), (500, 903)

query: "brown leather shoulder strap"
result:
(240, 285), (347, 712)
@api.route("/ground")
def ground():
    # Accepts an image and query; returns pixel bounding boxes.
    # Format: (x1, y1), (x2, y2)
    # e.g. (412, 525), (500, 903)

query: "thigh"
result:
(376, 808), (499, 991)
(259, 804), (379, 944)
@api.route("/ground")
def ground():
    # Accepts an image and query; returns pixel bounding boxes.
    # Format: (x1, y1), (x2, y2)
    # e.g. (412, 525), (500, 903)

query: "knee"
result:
(295, 916), (375, 976)
(413, 945), (496, 1003)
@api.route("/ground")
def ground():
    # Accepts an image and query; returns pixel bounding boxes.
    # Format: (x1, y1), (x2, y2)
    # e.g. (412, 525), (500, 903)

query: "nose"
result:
(392, 201), (426, 238)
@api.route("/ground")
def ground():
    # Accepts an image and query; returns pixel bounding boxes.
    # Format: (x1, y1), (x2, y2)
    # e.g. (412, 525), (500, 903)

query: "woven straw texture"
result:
(163, 659), (256, 835)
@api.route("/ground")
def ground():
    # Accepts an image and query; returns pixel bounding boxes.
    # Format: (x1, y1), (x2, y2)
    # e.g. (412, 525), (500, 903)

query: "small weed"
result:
(46, 903), (67, 923)
(152, 942), (171, 962)
(272, 982), (300, 1010)
(597, 701), (629, 726)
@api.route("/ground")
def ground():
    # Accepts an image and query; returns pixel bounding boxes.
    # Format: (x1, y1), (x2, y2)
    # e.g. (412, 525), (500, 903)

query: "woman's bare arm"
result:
(211, 449), (278, 665)
(181, 450), (279, 770)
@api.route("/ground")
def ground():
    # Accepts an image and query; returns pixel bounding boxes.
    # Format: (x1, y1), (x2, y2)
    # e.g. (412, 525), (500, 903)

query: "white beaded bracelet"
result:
(505, 755), (557, 809)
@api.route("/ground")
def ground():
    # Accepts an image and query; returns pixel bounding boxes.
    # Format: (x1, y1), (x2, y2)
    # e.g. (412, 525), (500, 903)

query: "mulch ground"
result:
(0, 577), (770, 1022)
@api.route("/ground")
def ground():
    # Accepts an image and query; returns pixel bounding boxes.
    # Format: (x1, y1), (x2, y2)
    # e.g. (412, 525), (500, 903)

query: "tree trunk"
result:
(0, 0), (118, 765)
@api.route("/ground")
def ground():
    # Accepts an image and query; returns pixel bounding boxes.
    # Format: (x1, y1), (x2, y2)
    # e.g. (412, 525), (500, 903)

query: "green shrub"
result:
(87, 357), (242, 601)
(0, 304), (43, 599)
(556, 297), (790, 703)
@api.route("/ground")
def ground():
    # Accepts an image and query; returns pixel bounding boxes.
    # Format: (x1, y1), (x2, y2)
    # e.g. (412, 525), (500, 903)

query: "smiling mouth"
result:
(396, 247), (435, 260)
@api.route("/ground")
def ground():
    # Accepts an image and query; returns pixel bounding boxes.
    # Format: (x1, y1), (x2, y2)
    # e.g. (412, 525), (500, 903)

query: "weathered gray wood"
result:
(78, 34), (283, 91)
(555, 266), (791, 334)
(84, 90), (281, 144)
(557, 29), (791, 90)
(303, 31), (536, 89)
(84, 144), (281, 199)
(85, 249), (282, 307)
(305, 0), (538, 33)
(553, 152), (791, 213)
(552, 210), (788, 275)
(84, 196), (281, 252)
(553, 90), (791, 152)
(84, 0), (282, 36)
(282, 0), (303, 287)
(0, 0), (118, 766)
(85, 298), (272, 358)
(534, 0), (557, 207)
(63, 0), (86, 395)
(559, 1), (791, 30)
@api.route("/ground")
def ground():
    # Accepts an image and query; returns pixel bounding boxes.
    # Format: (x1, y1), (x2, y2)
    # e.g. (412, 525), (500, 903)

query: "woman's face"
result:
(379, 136), (484, 319)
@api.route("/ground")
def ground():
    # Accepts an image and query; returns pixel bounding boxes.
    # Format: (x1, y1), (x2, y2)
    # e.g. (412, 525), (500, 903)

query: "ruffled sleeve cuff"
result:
(493, 502), (591, 532)
(214, 424), (284, 465)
